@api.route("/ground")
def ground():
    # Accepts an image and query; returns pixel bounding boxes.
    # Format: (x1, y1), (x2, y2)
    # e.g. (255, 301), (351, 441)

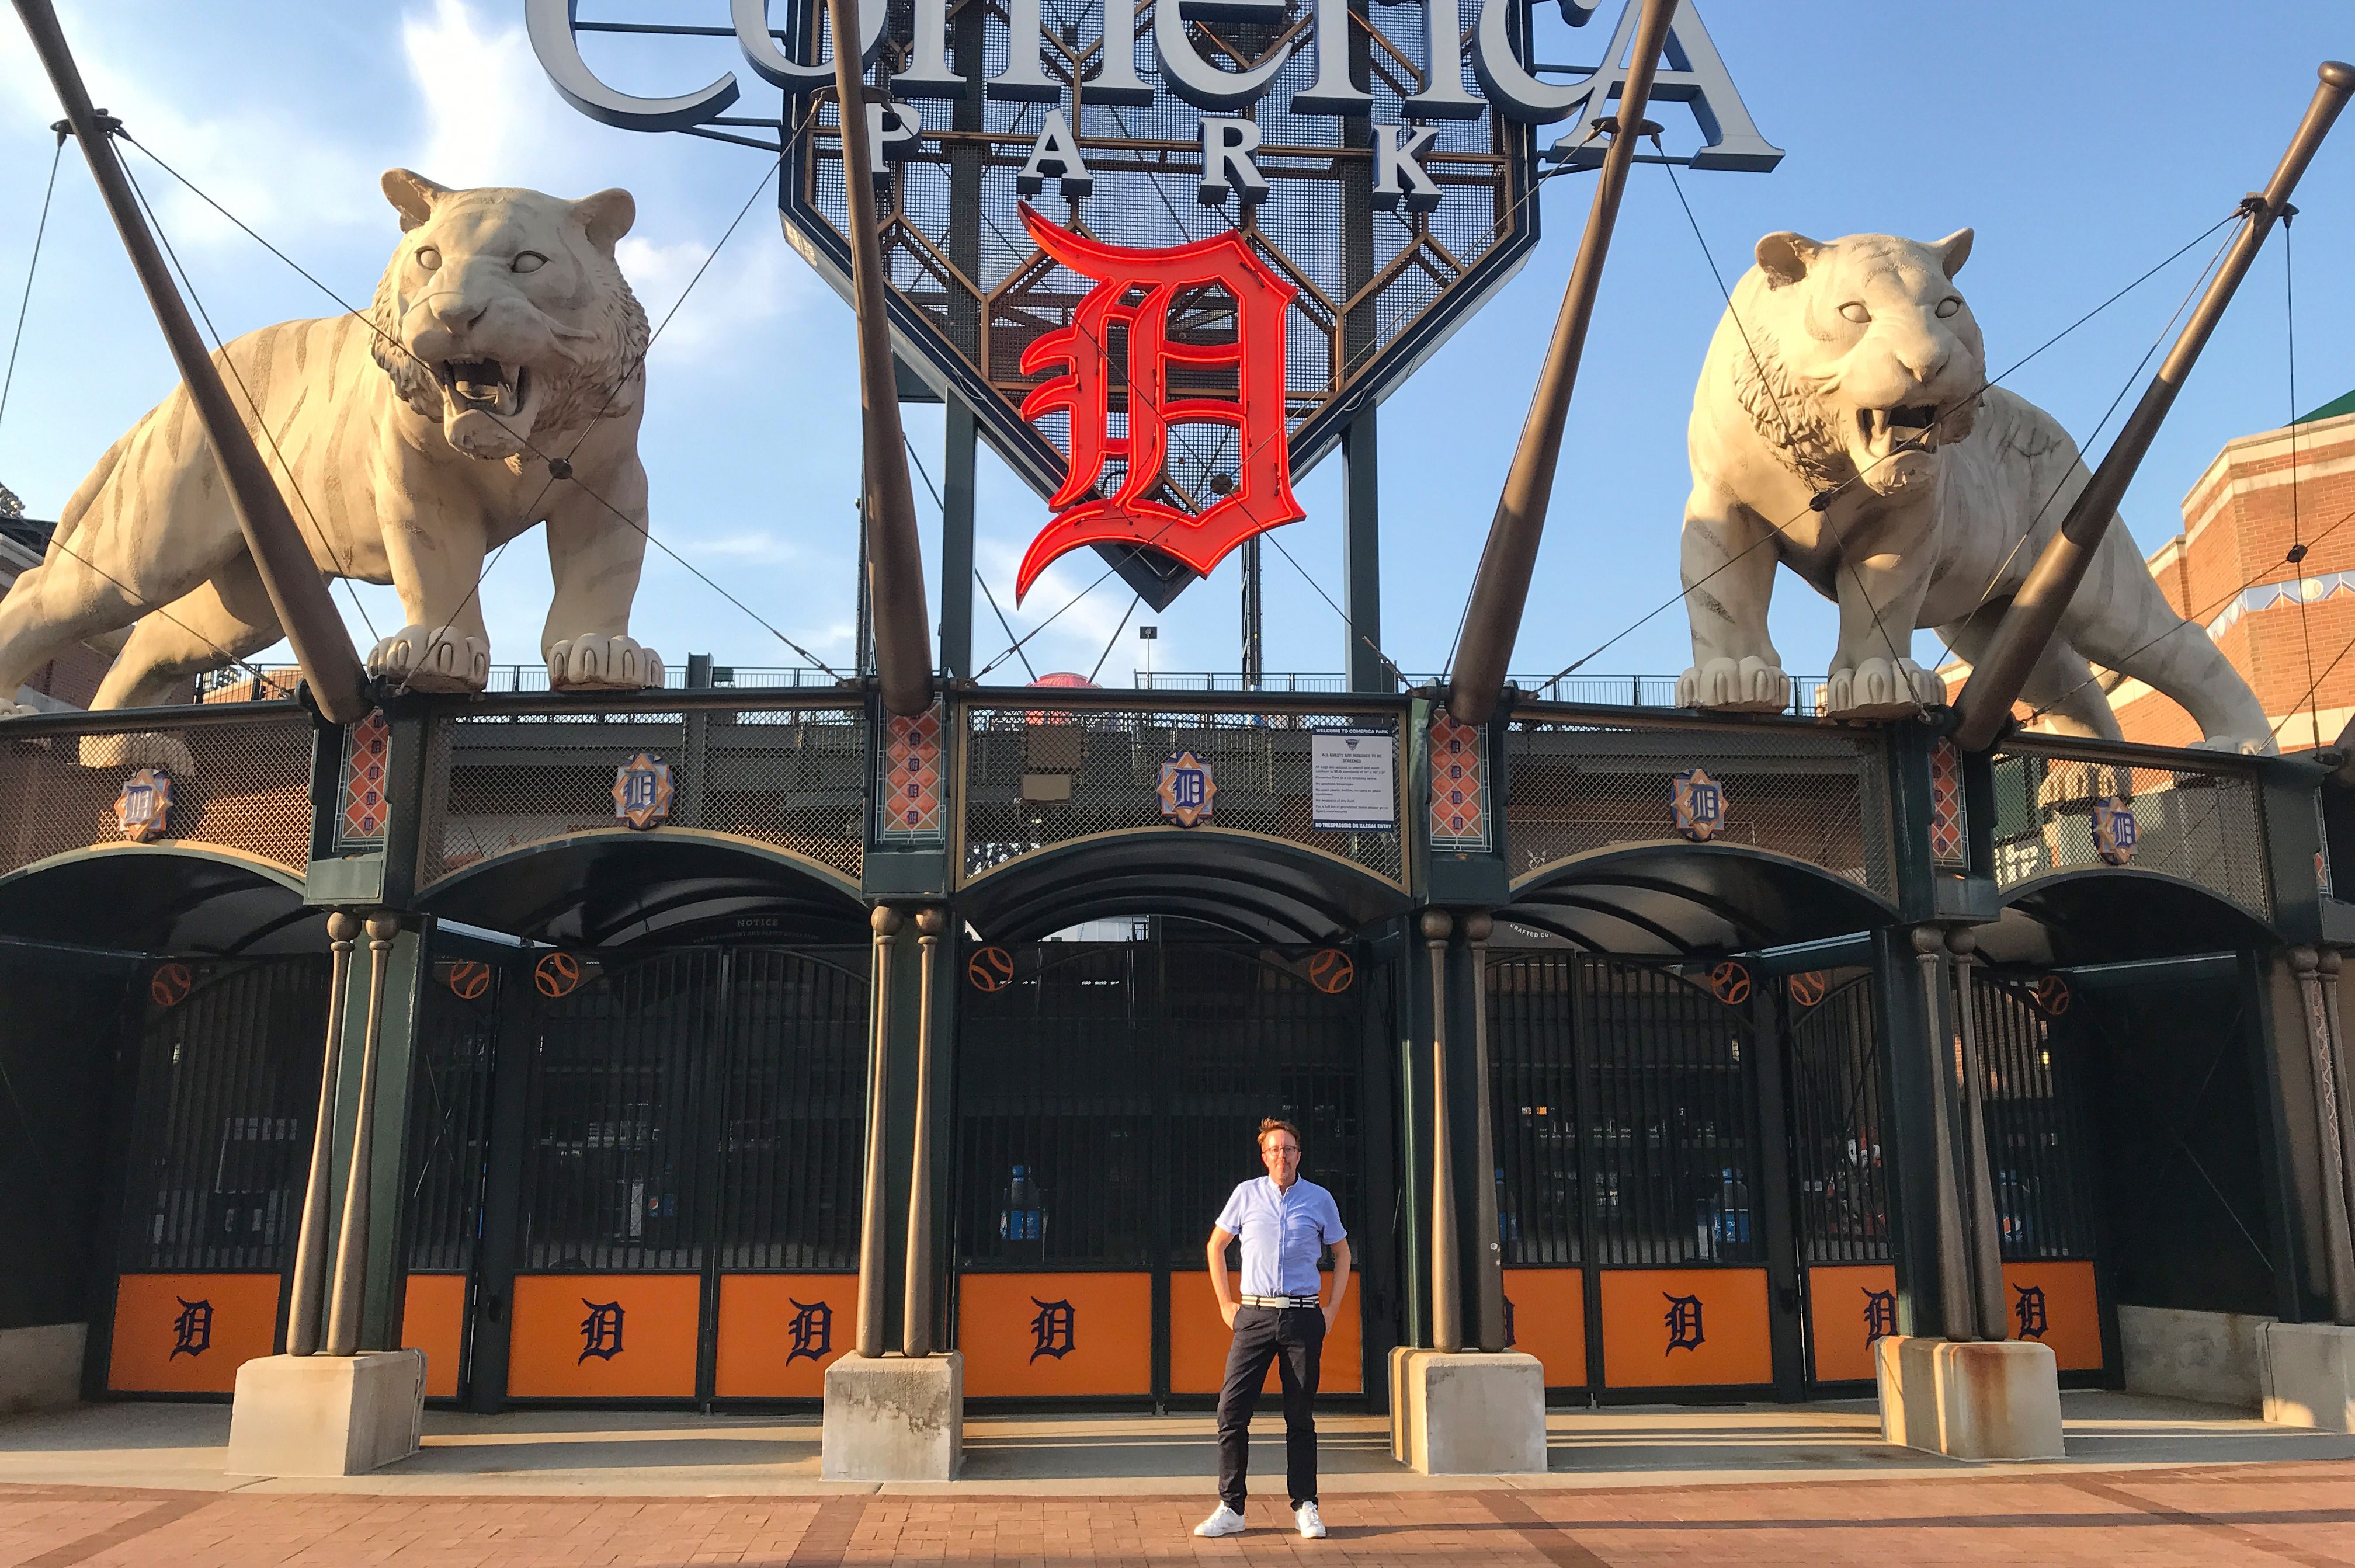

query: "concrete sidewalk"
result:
(1, 1392), (2349, 1497)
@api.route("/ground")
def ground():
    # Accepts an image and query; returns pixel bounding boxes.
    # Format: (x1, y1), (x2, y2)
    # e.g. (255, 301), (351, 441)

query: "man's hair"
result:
(1257, 1117), (1302, 1151)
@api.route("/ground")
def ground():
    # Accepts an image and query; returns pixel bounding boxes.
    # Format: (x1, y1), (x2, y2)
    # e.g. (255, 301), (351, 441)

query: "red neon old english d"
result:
(1014, 203), (1304, 602)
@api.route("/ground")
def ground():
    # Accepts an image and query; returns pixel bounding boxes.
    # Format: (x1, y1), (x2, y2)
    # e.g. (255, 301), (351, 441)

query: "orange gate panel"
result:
(715, 1274), (858, 1397)
(107, 1273), (281, 1394)
(958, 1272), (1151, 1397)
(1597, 1268), (1771, 1389)
(2003, 1261), (2103, 1371)
(1502, 1268), (1587, 1388)
(1168, 1276), (1362, 1395)
(506, 1274), (700, 1398)
(401, 1273), (470, 1399)
(1805, 1264), (1898, 1383)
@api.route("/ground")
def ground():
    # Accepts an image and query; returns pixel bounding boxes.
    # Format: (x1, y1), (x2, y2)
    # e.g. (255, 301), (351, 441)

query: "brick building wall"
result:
(2112, 405), (2355, 751)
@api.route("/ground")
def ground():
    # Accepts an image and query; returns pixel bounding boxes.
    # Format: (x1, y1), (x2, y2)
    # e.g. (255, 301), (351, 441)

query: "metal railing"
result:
(1140, 670), (1831, 715)
(193, 662), (846, 703)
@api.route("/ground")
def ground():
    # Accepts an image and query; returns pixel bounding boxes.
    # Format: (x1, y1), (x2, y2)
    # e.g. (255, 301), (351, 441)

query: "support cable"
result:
(0, 131), (64, 443)
(119, 157), (378, 642)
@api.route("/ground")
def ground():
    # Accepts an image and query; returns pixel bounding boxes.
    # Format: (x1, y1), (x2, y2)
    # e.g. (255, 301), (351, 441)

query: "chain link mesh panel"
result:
(1988, 745), (2270, 914)
(1505, 721), (1895, 898)
(0, 712), (315, 876)
(422, 704), (867, 885)
(960, 703), (1404, 884)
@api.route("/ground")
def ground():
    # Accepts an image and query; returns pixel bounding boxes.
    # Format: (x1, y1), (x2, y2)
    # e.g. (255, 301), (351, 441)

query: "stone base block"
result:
(822, 1352), (962, 1481)
(2260, 1321), (2355, 1432)
(1875, 1335), (2063, 1461)
(0, 1323), (85, 1414)
(2120, 1304), (2269, 1409)
(1393, 1348), (1547, 1475)
(225, 1351), (425, 1477)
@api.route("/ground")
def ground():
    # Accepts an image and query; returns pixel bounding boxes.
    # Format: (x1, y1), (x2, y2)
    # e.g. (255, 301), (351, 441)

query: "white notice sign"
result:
(1312, 729), (1397, 832)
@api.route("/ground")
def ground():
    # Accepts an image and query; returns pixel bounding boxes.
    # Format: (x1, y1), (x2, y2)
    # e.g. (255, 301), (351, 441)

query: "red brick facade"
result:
(2113, 407), (2355, 751)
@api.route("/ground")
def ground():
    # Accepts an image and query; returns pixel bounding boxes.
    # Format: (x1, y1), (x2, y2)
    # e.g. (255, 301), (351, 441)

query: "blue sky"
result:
(0, 2), (2348, 689)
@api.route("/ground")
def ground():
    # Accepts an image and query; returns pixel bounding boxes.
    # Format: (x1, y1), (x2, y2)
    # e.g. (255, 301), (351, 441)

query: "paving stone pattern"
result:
(5, 1465), (2355, 1566)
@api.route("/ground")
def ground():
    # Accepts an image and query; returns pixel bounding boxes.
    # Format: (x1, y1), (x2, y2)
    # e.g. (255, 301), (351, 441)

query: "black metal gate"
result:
(954, 938), (1371, 1403)
(1781, 969), (1891, 1387)
(103, 957), (330, 1394)
(1489, 954), (1779, 1398)
(446, 943), (867, 1404)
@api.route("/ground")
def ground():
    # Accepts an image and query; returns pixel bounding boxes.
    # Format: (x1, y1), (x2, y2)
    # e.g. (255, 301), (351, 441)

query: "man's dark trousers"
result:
(1215, 1305), (1324, 1513)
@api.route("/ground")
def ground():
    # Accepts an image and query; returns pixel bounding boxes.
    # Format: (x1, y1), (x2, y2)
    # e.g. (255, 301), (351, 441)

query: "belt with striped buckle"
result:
(1241, 1294), (1321, 1309)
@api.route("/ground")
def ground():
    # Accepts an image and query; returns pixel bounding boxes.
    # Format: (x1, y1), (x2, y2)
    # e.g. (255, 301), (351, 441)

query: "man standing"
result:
(1194, 1117), (1350, 1541)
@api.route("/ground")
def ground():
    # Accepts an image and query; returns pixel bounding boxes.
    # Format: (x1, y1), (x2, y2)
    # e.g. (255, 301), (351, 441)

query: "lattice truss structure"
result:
(586, 0), (1536, 564)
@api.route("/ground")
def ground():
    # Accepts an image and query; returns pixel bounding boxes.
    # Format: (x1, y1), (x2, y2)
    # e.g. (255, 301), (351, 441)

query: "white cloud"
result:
(620, 228), (812, 366)
(0, 5), (378, 252)
(397, 0), (553, 190)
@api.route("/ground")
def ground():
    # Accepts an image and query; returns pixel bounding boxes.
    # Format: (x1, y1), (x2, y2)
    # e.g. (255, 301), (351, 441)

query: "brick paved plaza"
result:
(2, 1399), (2353, 1566)
(5, 1463), (2355, 1566)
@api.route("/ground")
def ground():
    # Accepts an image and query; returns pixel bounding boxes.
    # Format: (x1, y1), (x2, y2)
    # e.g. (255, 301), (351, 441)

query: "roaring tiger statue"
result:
(1675, 227), (2273, 752)
(0, 169), (664, 714)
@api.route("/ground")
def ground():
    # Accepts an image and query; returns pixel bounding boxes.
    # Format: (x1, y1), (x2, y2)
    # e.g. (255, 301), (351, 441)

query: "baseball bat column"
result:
(1946, 931), (2008, 1341)
(286, 913), (360, 1357)
(11, 0), (371, 724)
(1443, 0), (1677, 725)
(1394, 910), (1547, 1473)
(855, 905), (902, 1359)
(1423, 911), (1461, 1354)
(824, 903), (961, 1482)
(226, 912), (425, 1478)
(325, 915), (400, 1356)
(1874, 927), (2062, 1461)
(903, 908), (946, 1358)
(828, 0), (933, 718)
(2290, 950), (2355, 1323)
(1953, 60), (2354, 751)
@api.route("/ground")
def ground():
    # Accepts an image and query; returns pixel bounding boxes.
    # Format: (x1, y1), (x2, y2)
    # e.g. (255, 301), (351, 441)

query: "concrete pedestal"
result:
(2119, 1305), (2268, 1409)
(2260, 1321), (2355, 1432)
(1389, 1348), (1547, 1475)
(224, 1351), (425, 1477)
(0, 1323), (85, 1414)
(1874, 1335), (2063, 1461)
(822, 1351), (963, 1480)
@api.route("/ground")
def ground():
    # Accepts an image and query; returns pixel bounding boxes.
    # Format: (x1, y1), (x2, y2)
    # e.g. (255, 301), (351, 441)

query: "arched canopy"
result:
(960, 830), (1409, 944)
(0, 844), (324, 955)
(416, 830), (869, 945)
(1503, 844), (1899, 957)
(1978, 868), (2278, 967)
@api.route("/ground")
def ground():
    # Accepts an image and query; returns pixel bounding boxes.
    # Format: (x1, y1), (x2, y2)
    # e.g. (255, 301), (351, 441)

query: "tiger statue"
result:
(1675, 226), (2271, 752)
(0, 169), (665, 714)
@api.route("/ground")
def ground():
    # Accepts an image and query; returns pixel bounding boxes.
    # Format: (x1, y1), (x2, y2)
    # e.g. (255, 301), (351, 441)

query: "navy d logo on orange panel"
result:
(579, 1299), (626, 1362)
(169, 1296), (212, 1360)
(786, 1298), (833, 1364)
(1670, 767), (1725, 843)
(1863, 1287), (1897, 1345)
(2012, 1283), (2050, 1340)
(1029, 1297), (1076, 1362)
(1663, 1292), (1705, 1353)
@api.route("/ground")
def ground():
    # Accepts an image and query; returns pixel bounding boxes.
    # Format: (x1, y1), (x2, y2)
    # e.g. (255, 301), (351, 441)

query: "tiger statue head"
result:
(369, 169), (650, 461)
(1732, 228), (1985, 499)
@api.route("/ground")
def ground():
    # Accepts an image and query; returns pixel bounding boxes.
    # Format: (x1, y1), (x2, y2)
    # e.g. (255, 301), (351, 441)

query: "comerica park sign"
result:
(530, 0), (1777, 605)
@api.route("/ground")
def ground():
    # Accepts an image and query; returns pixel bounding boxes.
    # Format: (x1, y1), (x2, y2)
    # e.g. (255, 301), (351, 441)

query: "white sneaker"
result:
(1194, 1503), (1246, 1538)
(1295, 1501), (1327, 1539)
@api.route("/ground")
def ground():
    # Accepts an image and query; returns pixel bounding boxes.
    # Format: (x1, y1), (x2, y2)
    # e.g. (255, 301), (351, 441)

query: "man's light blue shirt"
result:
(1215, 1175), (1347, 1298)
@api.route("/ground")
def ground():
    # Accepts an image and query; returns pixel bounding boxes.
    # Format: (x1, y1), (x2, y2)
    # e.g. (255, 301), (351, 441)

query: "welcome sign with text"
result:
(531, 0), (1777, 604)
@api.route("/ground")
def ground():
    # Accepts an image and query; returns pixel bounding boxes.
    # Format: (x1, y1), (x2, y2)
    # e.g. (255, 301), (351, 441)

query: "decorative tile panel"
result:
(338, 711), (393, 849)
(1929, 736), (1966, 865)
(1428, 712), (1491, 853)
(878, 705), (946, 844)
